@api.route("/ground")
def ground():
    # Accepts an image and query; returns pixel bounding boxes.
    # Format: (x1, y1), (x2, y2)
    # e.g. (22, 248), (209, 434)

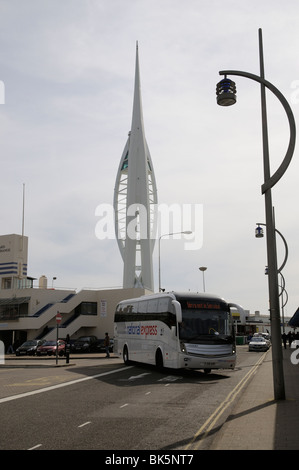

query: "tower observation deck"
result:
(113, 43), (157, 291)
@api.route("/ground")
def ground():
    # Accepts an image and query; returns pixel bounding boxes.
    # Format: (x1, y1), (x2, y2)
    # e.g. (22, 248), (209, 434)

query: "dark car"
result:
(37, 340), (66, 356)
(16, 340), (45, 356)
(71, 336), (98, 353)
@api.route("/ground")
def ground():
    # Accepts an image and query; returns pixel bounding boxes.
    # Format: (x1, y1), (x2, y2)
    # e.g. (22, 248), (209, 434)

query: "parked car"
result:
(96, 338), (114, 353)
(16, 340), (45, 356)
(253, 332), (271, 346)
(291, 340), (299, 349)
(71, 336), (98, 353)
(37, 340), (66, 356)
(249, 336), (270, 352)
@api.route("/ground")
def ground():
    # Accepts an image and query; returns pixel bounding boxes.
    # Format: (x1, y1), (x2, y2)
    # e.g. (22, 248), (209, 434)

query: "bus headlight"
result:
(180, 342), (186, 353)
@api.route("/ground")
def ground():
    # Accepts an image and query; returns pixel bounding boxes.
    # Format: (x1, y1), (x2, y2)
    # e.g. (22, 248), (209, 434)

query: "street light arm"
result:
(276, 227), (288, 273)
(219, 70), (296, 194)
(256, 222), (288, 272)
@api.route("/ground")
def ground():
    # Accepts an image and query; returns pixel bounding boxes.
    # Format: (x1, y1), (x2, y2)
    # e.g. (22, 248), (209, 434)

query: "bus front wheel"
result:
(123, 346), (130, 365)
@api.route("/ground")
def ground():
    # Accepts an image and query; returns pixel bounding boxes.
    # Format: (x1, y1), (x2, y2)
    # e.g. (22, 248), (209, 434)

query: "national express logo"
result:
(126, 324), (157, 336)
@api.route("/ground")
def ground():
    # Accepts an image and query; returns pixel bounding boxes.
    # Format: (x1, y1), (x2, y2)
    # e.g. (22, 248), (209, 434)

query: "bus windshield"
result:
(179, 308), (233, 342)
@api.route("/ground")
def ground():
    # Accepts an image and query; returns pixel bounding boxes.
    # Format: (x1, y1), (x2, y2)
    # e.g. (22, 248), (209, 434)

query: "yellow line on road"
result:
(185, 351), (268, 450)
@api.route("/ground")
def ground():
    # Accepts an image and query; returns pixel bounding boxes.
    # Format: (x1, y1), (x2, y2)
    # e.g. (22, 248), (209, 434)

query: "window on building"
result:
(0, 298), (29, 320)
(75, 302), (97, 316)
(121, 151), (129, 170)
(2, 278), (12, 289)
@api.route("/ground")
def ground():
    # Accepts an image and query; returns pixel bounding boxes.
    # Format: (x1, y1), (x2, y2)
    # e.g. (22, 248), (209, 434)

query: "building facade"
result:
(0, 234), (149, 352)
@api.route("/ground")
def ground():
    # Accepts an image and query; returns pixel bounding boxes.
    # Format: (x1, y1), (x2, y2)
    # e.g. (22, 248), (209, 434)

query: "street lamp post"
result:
(279, 272), (288, 334)
(199, 266), (207, 292)
(158, 231), (192, 292)
(255, 222), (289, 334)
(216, 29), (296, 400)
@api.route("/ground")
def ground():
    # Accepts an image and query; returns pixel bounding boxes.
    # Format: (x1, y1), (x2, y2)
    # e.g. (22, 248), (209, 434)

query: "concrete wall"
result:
(0, 286), (151, 345)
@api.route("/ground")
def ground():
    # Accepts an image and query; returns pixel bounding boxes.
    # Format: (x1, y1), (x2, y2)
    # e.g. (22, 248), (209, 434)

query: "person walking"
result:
(104, 332), (110, 358)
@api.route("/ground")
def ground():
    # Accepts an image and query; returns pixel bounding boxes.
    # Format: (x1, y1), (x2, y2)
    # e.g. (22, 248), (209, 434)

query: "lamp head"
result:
(255, 225), (264, 238)
(216, 77), (237, 106)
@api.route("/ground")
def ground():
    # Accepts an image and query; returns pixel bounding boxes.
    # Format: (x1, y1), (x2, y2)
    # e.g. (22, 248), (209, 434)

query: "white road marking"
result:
(0, 366), (134, 404)
(78, 421), (91, 428)
(28, 444), (42, 450)
(128, 372), (151, 381)
(158, 375), (183, 382)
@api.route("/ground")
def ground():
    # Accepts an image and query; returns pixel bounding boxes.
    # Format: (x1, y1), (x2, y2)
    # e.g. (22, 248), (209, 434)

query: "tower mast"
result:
(114, 43), (157, 291)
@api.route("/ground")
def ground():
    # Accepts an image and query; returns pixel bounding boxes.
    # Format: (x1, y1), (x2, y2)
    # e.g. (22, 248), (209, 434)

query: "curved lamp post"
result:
(279, 272), (288, 334)
(256, 223), (289, 334)
(255, 222), (289, 273)
(216, 29), (296, 400)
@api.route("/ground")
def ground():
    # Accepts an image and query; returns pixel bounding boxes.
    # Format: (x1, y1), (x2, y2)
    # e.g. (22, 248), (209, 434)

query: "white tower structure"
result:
(114, 43), (157, 291)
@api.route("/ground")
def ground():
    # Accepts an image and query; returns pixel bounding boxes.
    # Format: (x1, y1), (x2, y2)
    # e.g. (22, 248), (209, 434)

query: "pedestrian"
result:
(65, 334), (70, 364)
(282, 333), (287, 349)
(6, 344), (14, 354)
(104, 332), (110, 358)
(288, 331), (293, 348)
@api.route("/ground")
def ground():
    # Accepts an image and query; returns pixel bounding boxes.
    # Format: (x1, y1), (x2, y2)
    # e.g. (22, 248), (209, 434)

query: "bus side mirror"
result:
(172, 300), (182, 324)
(228, 302), (245, 323)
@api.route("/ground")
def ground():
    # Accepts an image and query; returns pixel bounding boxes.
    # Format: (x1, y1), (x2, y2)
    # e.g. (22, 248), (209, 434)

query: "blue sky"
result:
(1, 0), (299, 317)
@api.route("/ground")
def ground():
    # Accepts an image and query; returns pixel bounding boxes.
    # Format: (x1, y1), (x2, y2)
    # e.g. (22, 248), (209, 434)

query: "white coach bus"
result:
(114, 292), (243, 373)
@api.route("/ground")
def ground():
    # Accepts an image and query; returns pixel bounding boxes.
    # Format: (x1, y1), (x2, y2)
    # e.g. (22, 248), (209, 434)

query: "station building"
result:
(232, 303), (293, 341)
(0, 233), (149, 352)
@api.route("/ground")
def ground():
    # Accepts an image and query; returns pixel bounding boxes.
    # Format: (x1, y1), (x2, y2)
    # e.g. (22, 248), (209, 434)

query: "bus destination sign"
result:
(186, 301), (221, 310)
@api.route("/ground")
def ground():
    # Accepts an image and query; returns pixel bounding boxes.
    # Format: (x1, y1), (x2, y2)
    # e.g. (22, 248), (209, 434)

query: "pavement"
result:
(211, 345), (299, 450)
(2, 346), (299, 450)
(2, 352), (117, 367)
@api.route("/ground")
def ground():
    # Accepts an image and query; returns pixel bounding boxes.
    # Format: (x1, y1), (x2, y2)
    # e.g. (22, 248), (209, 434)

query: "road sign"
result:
(56, 312), (62, 324)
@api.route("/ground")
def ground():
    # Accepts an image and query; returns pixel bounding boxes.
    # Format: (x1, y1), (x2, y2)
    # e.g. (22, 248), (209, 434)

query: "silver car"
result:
(249, 336), (270, 352)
